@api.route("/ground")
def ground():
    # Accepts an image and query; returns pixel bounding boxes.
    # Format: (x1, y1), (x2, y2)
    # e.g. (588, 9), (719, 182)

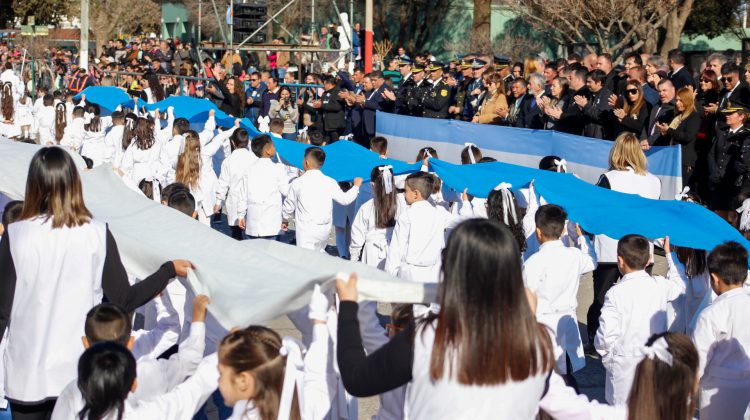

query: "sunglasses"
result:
(626, 89), (639, 95)
(700, 79), (711, 83)
(724, 77), (734, 83)
(250, 78), (259, 81)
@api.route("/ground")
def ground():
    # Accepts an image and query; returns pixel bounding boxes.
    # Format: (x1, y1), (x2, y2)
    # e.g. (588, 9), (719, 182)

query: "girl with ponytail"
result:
(0, 82), (20, 138)
(54, 102), (67, 144)
(80, 103), (110, 167)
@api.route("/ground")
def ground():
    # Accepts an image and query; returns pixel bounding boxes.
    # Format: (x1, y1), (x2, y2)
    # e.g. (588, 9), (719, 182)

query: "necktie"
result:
(650, 105), (662, 136)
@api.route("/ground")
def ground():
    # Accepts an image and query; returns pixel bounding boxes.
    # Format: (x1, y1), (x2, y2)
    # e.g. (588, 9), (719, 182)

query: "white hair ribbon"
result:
(83, 112), (94, 124)
(258, 115), (271, 133)
(144, 176), (161, 203)
(298, 126), (309, 136)
(277, 336), (306, 420)
(675, 186), (691, 201)
(126, 118), (135, 130)
(736, 198), (750, 231)
(464, 142), (477, 164)
(639, 336), (673, 366)
(553, 158), (568, 173)
(379, 165), (394, 194)
(493, 182), (517, 225)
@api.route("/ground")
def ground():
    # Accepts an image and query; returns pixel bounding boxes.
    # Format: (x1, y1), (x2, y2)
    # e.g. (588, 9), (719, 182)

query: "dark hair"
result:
(85, 304), (132, 346)
(133, 117), (155, 150)
(110, 111), (125, 124)
(77, 342), (136, 420)
(390, 304), (414, 330)
(699, 69), (721, 92)
(478, 156), (496, 163)
(304, 146), (326, 168)
(160, 182), (189, 204)
(251, 134), (274, 158)
(587, 69), (607, 84)
(370, 165), (397, 229)
(55, 102), (67, 142)
(667, 49), (686, 65)
(627, 332), (699, 420)
(1, 200), (23, 231)
(538, 155), (565, 172)
(624, 52), (643, 66)
(219, 326), (300, 420)
(1, 82), (12, 122)
(168, 190), (196, 217)
(617, 234), (651, 270)
(309, 130), (326, 146)
(173, 117), (190, 135)
(43, 93), (54, 107)
(486, 188), (527, 252)
(707, 241), (748, 285)
(72, 106), (85, 118)
(721, 62), (740, 76)
(415, 147), (438, 161)
(430, 219), (553, 384)
(138, 179), (154, 200)
(21, 147), (92, 228)
(460, 144), (482, 165)
(535, 204), (567, 239)
(322, 75), (336, 86)
(84, 103), (102, 132)
(231, 128), (250, 150)
(145, 73), (165, 102)
(405, 172), (434, 199)
(370, 136), (388, 156)
(122, 113), (138, 151)
(269, 118), (284, 134)
(571, 67), (589, 83)
(674, 246), (707, 279)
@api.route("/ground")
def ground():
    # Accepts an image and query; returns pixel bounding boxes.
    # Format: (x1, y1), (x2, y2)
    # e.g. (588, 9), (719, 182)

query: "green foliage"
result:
(683, 0), (743, 39)
(12, 0), (70, 25)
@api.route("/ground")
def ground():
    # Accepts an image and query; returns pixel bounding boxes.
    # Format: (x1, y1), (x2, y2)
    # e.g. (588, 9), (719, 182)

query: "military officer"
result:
(422, 61), (451, 119)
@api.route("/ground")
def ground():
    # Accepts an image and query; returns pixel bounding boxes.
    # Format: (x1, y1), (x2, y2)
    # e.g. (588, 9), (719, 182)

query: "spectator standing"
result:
(268, 86), (299, 140)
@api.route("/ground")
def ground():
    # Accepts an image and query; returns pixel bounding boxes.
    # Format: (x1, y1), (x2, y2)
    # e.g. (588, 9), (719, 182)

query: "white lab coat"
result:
(663, 251), (710, 334)
(523, 238), (597, 374)
(185, 132), (225, 221)
(35, 105), (56, 145)
(349, 196), (406, 269)
(282, 169), (360, 252)
(4, 218), (107, 402)
(52, 353), (219, 420)
(594, 270), (679, 405)
(132, 293), (181, 361)
(15, 97), (33, 127)
(216, 147), (257, 226)
(0, 69), (22, 99)
(539, 371), (626, 419)
(105, 125), (126, 168)
(60, 117), (85, 153)
(237, 157), (290, 237)
(384, 199), (470, 283)
(80, 129), (110, 167)
(51, 322), (206, 420)
(692, 287), (750, 420)
(594, 169), (661, 263)
(121, 138), (165, 187)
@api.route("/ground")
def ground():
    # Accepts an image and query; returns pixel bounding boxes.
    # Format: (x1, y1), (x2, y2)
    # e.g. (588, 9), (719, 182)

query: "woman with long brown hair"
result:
(337, 218), (554, 418)
(0, 146), (190, 418)
(119, 117), (164, 195)
(613, 79), (651, 137)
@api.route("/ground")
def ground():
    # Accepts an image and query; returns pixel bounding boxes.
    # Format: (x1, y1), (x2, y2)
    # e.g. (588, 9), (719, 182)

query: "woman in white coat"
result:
(120, 117), (165, 191)
(0, 147), (190, 418)
(587, 132), (661, 347)
(337, 218), (555, 419)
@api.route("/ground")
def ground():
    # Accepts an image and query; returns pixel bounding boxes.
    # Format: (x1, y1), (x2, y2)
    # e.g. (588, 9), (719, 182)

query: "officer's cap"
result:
(470, 58), (487, 69)
(427, 61), (445, 72)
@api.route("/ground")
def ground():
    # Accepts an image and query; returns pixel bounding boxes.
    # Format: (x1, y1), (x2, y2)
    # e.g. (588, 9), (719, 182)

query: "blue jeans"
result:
(193, 390), (232, 420)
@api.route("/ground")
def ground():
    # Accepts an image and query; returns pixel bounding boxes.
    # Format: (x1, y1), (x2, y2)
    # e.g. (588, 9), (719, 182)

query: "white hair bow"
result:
(257, 115), (271, 133)
(639, 336), (673, 366)
(464, 142), (477, 164)
(298, 126), (309, 136)
(494, 182), (517, 225)
(379, 165), (394, 194)
(553, 158), (568, 173)
(736, 198), (750, 231)
(412, 303), (441, 319)
(277, 336), (306, 420)
(126, 118), (135, 130)
(143, 176), (161, 203)
(675, 186), (690, 201)
(423, 149), (433, 158)
(83, 112), (94, 124)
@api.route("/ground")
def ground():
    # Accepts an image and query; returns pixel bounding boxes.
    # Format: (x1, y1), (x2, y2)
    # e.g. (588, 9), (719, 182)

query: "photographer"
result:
(269, 86), (299, 139)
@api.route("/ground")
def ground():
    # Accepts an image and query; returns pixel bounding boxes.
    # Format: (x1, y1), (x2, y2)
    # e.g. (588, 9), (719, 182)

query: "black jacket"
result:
(669, 67), (695, 91)
(708, 125), (749, 186)
(664, 111), (701, 167)
(582, 88), (615, 140)
(647, 100), (676, 145)
(422, 79), (451, 119)
(320, 87), (346, 131)
(617, 103), (651, 139)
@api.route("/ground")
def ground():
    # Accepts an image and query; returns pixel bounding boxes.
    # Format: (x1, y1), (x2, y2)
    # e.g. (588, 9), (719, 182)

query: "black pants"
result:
(9, 400), (56, 420)
(586, 263), (620, 341)
(230, 225), (245, 241)
(562, 354), (580, 394)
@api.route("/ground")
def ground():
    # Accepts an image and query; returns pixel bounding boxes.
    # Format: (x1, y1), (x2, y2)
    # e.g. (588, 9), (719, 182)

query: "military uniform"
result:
(463, 58), (487, 120)
(422, 61), (451, 119)
(452, 61), (473, 120)
(406, 64), (428, 117)
(708, 103), (750, 210)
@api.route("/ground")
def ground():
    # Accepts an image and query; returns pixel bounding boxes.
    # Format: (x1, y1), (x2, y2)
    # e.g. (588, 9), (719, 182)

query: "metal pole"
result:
(311, 0), (315, 36)
(349, 0), (354, 63)
(198, 0), (206, 76)
(31, 35), (36, 101)
(235, 0), (298, 50)
(210, 0), (228, 45)
(229, 1), (234, 75)
(80, 0), (89, 69)
(364, 0), (372, 73)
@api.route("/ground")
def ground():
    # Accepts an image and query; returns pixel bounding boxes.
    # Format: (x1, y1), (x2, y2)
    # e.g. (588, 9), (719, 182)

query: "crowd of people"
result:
(0, 31), (749, 420)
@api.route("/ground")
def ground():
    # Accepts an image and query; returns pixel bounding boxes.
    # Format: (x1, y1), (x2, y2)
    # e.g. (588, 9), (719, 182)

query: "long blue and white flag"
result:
(376, 112), (682, 200)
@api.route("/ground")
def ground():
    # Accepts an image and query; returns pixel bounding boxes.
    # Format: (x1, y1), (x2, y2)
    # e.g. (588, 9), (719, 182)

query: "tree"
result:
(12, 0), (69, 25)
(683, 0), (744, 39)
(0, 1), (14, 29)
(69, 0), (161, 55)
(498, 0), (688, 58)
(374, 0), (460, 54)
(472, 0), (492, 53)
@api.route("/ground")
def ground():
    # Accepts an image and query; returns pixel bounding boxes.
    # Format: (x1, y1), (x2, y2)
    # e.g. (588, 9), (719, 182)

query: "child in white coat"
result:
(523, 204), (596, 390)
(80, 104), (111, 167)
(34, 94), (56, 146)
(595, 234), (680, 405)
(60, 106), (85, 153)
(385, 171), (471, 283)
(174, 130), (224, 226)
(282, 146), (362, 252)
(214, 127), (257, 240)
(236, 134), (290, 239)
(692, 241), (750, 420)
